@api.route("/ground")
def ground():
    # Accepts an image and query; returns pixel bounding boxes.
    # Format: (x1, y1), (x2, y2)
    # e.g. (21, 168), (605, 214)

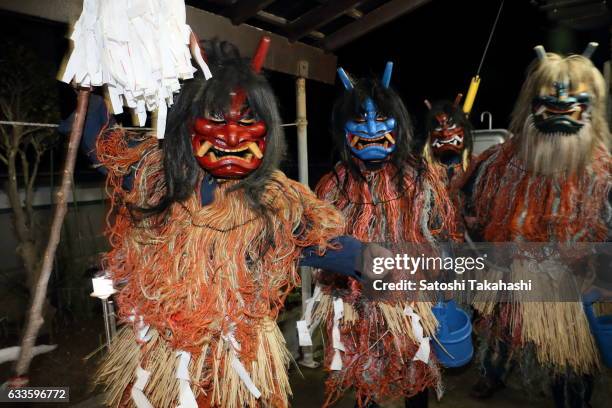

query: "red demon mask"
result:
(191, 37), (271, 179)
(430, 112), (465, 156)
(192, 90), (267, 178)
(426, 94), (465, 158)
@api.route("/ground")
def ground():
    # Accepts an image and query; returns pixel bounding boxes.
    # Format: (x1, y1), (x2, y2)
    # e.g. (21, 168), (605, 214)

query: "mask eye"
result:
(354, 116), (366, 123)
(574, 92), (591, 104)
(206, 111), (226, 123)
(448, 124), (457, 130)
(376, 114), (388, 121)
(238, 118), (256, 126)
(434, 127), (442, 132)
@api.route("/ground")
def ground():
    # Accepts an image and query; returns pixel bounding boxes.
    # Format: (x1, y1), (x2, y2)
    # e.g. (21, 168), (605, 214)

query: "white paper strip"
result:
(296, 320), (313, 346)
(222, 331), (261, 399)
(231, 356), (262, 399)
(131, 366), (154, 408)
(331, 297), (345, 352)
(330, 349), (343, 371)
(175, 351), (198, 408)
(404, 306), (430, 364)
(329, 297), (346, 370)
(332, 297), (344, 319)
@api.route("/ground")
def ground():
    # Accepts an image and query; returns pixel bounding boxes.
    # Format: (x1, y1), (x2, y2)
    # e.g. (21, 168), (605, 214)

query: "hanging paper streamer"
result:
(404, 306), (430, 364)
(61, 0), (212, 139)
(175, 351), (198, 408)
(296, 285), (322, 346)
(330, 297), (345, 371)
(131, 366), (154, 408)
(222, 330), (262, 399)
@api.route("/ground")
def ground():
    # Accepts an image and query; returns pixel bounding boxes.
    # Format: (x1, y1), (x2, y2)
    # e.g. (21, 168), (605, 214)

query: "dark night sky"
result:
(0, 0), (609, 186)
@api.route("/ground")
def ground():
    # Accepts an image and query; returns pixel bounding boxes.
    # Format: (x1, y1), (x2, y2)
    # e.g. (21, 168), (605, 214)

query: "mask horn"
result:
(453, 93), (464, 109)
(251, 36), (271, 73)
(381, 61), (393, 88)
(534, 45), (547, 61)
(424, 99), (432, 110)
(337, 67), (354, 90)
(582, 42), (598, 59)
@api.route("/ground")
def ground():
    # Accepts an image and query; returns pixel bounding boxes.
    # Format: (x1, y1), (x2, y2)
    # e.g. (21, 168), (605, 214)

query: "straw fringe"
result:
(96, 321), (293, 408)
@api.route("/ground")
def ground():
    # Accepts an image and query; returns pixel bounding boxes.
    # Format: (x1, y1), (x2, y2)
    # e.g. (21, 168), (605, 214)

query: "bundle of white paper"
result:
(61, 0), (212, 139)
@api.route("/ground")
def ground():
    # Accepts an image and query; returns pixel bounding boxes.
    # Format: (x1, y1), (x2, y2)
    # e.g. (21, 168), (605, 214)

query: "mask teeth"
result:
(248, 142), (263, 159)
(535, 105), (547, 115)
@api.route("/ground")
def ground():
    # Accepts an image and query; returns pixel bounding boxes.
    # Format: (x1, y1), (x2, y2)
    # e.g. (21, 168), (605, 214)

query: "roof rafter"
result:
(225, 0), (276, 25)
(286, 0), (363, 42)
(322, 0), (432, 51)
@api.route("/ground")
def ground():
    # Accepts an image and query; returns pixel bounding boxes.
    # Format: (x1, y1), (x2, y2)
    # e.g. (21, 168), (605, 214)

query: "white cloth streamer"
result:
(404, 306), (431, 364)
(175, 351), (198, 408)
(61, 0), (212, 139)
(131, 366), (154, 408)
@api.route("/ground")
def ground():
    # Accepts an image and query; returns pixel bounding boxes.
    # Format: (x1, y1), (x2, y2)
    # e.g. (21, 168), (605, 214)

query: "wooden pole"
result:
(295, 62), (318, 368)
(13, 88), (91, 381)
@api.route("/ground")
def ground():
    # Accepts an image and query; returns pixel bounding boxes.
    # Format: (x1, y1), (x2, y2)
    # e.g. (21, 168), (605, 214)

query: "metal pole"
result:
(296, 61), (318, 367)
(101, 298), (112, 348)
(108, 300), (117, 339)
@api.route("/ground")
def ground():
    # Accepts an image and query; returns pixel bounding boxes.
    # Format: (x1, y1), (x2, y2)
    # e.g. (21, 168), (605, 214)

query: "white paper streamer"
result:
(61, 0), (212, 139)
(404, 306), (430, 364)
(131, 366), (154, 408)
(296, 285), (323, 346)
(296, 320), (312, 347)
(330, 349), (343, 371)
(222, 330), (262, 399)
(175, 351), (198, 408)
(230, 355), (262, 399)
(330, 297), (345, 371)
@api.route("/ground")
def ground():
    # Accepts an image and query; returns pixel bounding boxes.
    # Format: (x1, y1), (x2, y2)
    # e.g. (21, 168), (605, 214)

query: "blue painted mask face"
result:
(345, 98), (397, 161)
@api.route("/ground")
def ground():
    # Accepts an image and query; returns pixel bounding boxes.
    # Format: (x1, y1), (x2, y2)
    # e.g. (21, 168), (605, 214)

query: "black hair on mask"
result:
(148, 39), (285, 216)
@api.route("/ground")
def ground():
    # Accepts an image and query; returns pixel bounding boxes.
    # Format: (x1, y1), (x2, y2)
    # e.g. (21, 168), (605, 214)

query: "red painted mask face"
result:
(192, 90), (267, 178)
(430, 113), (465, 157)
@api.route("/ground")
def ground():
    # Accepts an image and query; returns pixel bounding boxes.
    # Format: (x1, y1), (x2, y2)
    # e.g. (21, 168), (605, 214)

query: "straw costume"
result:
(77, 39), (375, 408)
(313, 64), (459, 408)
(461, 45), (611, 405)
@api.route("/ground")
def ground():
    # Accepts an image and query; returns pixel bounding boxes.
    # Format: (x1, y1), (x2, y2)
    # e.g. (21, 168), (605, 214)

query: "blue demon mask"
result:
(338, 62), (397, 162)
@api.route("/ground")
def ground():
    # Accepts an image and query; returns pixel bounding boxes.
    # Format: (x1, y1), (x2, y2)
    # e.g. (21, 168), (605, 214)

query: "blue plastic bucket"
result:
(583, 291), (612, 368)
(431, 300), (473, 368)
